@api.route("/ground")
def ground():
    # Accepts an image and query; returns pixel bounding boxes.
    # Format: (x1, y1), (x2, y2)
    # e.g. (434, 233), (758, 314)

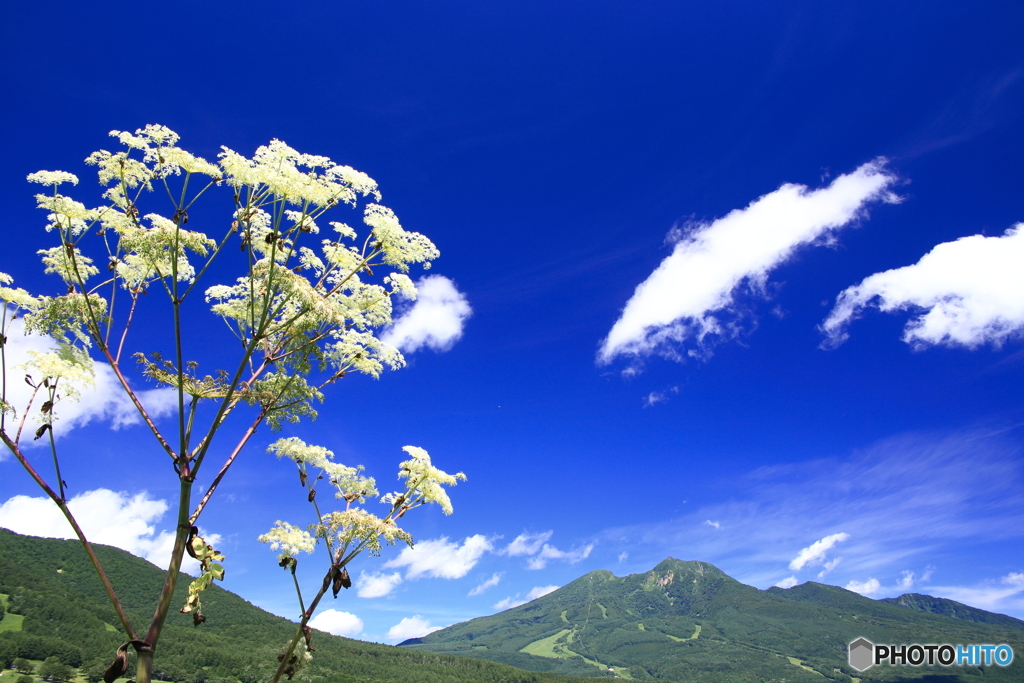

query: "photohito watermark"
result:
(848, 638), (1014, 672)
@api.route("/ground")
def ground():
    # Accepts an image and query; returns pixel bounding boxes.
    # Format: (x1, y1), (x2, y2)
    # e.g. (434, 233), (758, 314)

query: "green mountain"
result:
(878, 593), (1024, 630)
(400, 558), (1024, 682)
(0, 528), (601, 683)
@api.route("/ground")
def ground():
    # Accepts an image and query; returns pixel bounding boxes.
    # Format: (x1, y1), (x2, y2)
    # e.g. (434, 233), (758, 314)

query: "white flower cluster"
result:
(219, 139), (380, 208)
(19, 344), (96, 402)
(261, 441), (464, 564)
(0, 272), (40, 312)
(110, 213), (217, 287)
(30, 188), (102, 238)
(37, 246), (99, 285)
(111, 125), (221, 178)
(321, 508), (412, 557)
(267, 437), (378, 500)
(26, 171), (79, 186)
(395, 446), (466, 515)
(258, 521), (317, 558)
(363, 204), (439, 271)
(23, 292), (107, 347)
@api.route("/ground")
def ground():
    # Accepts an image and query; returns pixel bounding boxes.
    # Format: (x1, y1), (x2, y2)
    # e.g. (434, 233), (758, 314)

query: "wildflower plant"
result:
(260, 438), (464, 681)
(0, 126), (462, 683)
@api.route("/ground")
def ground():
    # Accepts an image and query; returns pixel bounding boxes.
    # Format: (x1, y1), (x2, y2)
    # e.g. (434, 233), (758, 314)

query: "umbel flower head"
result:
(259, 521), (317, 559)
(259, 441), (464, 562)
(395, 446), (466, 515)
(0, 272), (41, 313)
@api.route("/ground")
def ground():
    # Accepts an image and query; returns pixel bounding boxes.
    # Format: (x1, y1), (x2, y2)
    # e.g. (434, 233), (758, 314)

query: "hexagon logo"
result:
(849, 637), (874, 672)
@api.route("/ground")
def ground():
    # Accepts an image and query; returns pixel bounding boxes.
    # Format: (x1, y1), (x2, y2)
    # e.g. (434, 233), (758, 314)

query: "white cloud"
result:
(0, 319), (176, 446)
(356, 570), (403, 598)
(789, 532), (850, 571)
(385, 615), (442, 643)
(1003, 572), (1024, 586)
(775, 576), (799, 589)
(503, 531), (592, 570)
(817, 557), (842, 578)
(644, 386), (678, 408)
(503, 532), (552, 557)
(493, 596), (519, 610)
(526, 543), (593, 570)
(309, 609), (363, 637)
(382, 275), (472, 353)
(504, 531), (552, 556)
(846, 578), (882, 595)
(468, 572), (503, 597)
(823, 224), (1024, 349)
(896, 570), (916, 590)
(0, 488), (217, 574)
(925, 571), (1024, 613)
(493, 585), (559, 610)
(704, 520), (721, 530)
(384, 534), (492, 579)
(618, 551), (628, 562)
(592, 427), (1024, 617)
(525, 584), (559, 600)
(599, 159), (898, 364)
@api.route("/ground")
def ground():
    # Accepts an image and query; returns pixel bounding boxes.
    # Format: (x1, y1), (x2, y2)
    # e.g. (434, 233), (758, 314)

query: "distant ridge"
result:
(402, 557), (1024, 681)
(880, 592), (1024, 629)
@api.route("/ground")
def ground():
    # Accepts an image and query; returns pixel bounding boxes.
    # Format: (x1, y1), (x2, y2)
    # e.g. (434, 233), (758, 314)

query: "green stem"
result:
(269, 564), (340, 683)
(45, 385), (65, 502)
(137, 478), (193, 683)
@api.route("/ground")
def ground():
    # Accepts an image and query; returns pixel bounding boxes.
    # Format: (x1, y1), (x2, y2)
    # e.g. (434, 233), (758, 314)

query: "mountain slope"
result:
(402, 558), (1024, 682)
(879, 593), (1024, 630)
(0, 528), (603, 683)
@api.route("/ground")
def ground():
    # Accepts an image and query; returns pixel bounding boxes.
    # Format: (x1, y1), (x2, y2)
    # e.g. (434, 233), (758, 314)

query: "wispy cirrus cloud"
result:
(644, 386), (679, 408)
(599, 160), (899, 365)
(822, 224), (1024, 349)
(468, 572), (503, 597)
(924, 571), (1024, 613)
(595, 426), (1024, 617)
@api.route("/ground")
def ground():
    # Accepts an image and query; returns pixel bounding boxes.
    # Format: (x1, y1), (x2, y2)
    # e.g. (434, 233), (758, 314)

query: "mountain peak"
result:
(651, 557), (728, 576)
(404, 558), (1024, 681)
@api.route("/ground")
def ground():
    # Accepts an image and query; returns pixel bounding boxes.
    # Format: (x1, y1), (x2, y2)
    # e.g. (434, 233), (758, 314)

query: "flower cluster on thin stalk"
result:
(258, 437), (464, 680)
(1, 125), (448, 683)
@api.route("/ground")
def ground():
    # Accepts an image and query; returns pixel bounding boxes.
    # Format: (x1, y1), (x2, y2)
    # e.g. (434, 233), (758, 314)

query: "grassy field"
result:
(0, 594), (24, 633)
(520, 629), (575, 658)
(518, 628), (620, 677)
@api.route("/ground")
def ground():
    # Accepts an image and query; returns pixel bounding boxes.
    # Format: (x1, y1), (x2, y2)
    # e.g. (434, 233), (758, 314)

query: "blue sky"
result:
(1, 1), (1023, 644)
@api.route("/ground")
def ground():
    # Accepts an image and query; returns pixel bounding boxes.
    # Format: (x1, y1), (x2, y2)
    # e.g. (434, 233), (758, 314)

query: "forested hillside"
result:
(0, 529), (610, 683)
